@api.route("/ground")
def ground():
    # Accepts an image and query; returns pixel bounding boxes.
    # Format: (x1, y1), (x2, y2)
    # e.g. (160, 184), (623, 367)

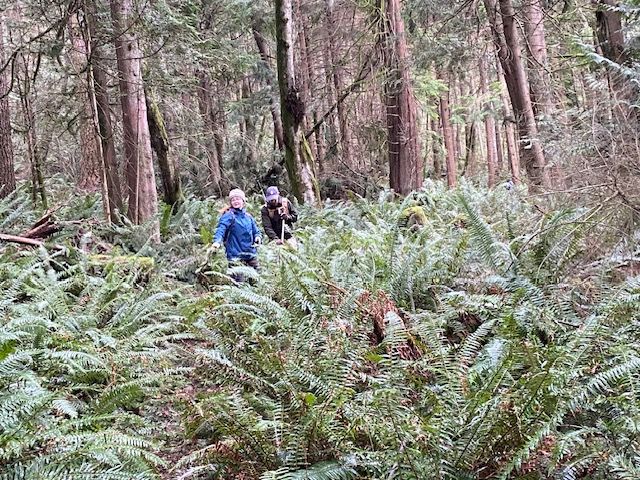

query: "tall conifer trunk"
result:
(485, 0), (549, 189)
(379, 0), (423, 195)
(68, 12), (101, 192)
(0, 16), (15, 199)
(523, 0), (554, 120)
(253, 19), (285, 152)
(145, 88), (182, 206)
(86, 0), (123, 222)
(479, 54), (498, 187)
(275, 0), (320, 205)
(110, 0), (159, 238)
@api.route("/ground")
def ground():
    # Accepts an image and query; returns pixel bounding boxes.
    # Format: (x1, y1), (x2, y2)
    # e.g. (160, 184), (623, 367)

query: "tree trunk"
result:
(196, 72), (223, 195)
(485, 0), (549, 189)
(181, 91), (199, 161)
(252, 18), (285, 152)
(479, 54), (498, 187)
(496, 58), (520, 184)
(295, 0), (320, 163)
(432, 117), (443, 180)
(0, 16), (15, 199)
(145, 87), (182, 206)
(380, 0), (423, 195)
(275, 0), (320, 205)
(439, 74), (457, 188)
(319, 40), (335, 174)
(594, 0), (628, 65)
(212, 91), (225, 180)
(325, 0), (353, 169)
(86, 0), (123, 222)
(495, 123), (504, 173)
(241, 78), (258, 167)
(594, 0), (635, 124)
(110, 0), (159, 238)
(68, 11), (101, 192)
(522, 0), (554, 120)
(463, 122), (478, 178)
(17, 53), (47, 209)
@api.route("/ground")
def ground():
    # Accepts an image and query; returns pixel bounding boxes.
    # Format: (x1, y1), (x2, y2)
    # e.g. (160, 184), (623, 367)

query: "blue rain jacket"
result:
(214, 208), (261, 261)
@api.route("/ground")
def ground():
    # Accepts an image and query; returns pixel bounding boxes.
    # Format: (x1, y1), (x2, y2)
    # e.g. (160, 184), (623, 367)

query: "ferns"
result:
(0, 238), (184, 479)
(260, 461), (357, 480)
(3, 186), (640, 479)
(169, 187), (640, 479)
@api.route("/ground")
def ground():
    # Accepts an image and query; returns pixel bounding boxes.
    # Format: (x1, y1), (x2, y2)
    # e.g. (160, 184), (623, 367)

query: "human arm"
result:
(285, 199), (298, 224)
(213, 211), (233, 245)
(260, 207), (278, 240)
(252, 216), (263, 245)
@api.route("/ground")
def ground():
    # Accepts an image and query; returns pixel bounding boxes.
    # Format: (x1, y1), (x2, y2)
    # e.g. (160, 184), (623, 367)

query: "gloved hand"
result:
(254, 237), (262, 246)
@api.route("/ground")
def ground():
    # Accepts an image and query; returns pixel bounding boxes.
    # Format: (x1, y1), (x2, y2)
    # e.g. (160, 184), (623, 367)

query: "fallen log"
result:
(0, 233), (44, 246)
(22, 210), (63, 239)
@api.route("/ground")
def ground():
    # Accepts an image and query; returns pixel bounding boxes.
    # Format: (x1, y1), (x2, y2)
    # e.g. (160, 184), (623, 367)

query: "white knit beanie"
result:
(228, 188), (246, 202)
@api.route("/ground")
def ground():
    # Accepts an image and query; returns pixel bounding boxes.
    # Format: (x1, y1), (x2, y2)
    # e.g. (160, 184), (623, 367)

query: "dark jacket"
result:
(214, 208), (261, 260)
(261, 198), (298, 241)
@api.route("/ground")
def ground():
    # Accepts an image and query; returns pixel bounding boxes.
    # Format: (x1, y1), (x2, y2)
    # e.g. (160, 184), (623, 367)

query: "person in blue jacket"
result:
(211, 188), (262, 276)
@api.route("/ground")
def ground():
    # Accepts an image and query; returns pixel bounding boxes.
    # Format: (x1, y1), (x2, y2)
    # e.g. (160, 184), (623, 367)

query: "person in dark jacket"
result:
(212, 188), (262, 276)
(260, 186), (298, 247)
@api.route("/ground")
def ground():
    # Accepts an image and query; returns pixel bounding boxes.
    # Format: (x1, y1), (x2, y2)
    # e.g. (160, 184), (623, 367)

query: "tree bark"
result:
(485, 0), (549, 189)
(295, 0), (321, 164)
(145, 87), (182, 206)
(479, 54), (498, 187)
(110, 0), (159, 238)
(496, 57), (520, 184)
(594, 0), (635, 124)
(439, 73), (457, 188)
(275, 0), (320, 205)
(86, 0), (123, 222)
(594, 0), (628, 65)
(325, 0), (352, 169)
(196, 72), (223, 195)
(380, 0), (423, 195)
(522, 0), (554, 120)
(432, 117), (443, 180)
(241, 78), (258, 167)
(17, 53), (47, 209)
(181, 91), (199, 161)
(495, 122), (504, 173)
(252, 18), (285, 152)
(0, 16), (15, 199)
(68, 11), (101, 192)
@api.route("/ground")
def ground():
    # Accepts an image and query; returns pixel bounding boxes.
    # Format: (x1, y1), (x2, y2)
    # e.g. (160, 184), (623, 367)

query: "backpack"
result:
(267, 198), (290, 219)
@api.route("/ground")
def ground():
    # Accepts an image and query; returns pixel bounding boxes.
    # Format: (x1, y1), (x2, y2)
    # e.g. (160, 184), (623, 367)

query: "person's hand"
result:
(207, 242), (221, 255)
(275, 239), (284, 245)
(254, 237), (262, 246)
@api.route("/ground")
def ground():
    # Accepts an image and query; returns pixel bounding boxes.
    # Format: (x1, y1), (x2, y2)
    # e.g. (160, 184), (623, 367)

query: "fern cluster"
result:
(2, 182), (639, 479)
(173, 181), (639, 479)
(0, 241), (185, 479)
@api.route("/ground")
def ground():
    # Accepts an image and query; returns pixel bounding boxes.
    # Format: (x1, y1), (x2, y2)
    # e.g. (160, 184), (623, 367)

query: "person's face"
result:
(267, 198), (279, 208)
(230, 196), (244, 209)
